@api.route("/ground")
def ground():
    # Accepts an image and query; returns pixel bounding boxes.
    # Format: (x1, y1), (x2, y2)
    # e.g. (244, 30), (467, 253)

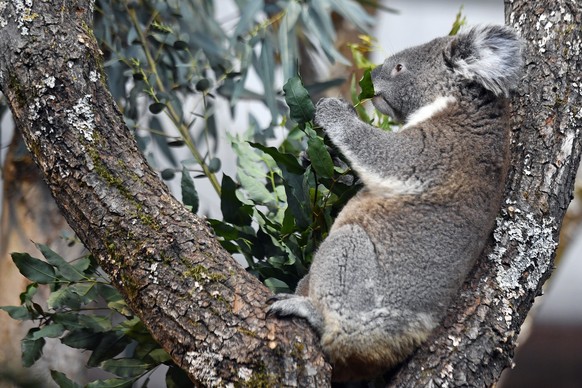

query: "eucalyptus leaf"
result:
(329, 0), (374, 33)
(248, 142), (304, 175)
(70, 256), (92, 274)
(86, 378), (136, 388)
(278, 1), (301, 81)
(166, 365), (193, 388)
(307, 135), (334, 179)
(148, 102), (166, 114)
(31, 323), (65, 340)
(0, 305), (34, 320)
(161, 168), (176, 180)
(283, 76), (315, 125)
(88, 331), (132, 367)
(51, 370), (83, 388)
(264, 277), (291, 293)
(19, 282), (39, 304)
(256, 37), (278, 124)
(220, 175), (253, 226)
(48, 287), (82, 310)
(358, 68), (375, 102)
(233, 0), (264, 39)
(61, 329), (102, 350)
(21, 333), (45, 367)
(11, 252), (56, 284)
(36, 243), (84, 282)
(181, 166), (199, 213)
(100, 358), (152, 378)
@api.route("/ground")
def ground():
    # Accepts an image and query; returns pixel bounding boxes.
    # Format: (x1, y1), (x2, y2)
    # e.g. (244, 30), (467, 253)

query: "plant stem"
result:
(127, 8), (222, 195)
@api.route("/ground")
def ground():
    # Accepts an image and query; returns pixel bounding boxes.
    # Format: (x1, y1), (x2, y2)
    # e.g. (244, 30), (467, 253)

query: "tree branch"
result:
(0, 1), (330, 385)
(391, 1), (582, 385)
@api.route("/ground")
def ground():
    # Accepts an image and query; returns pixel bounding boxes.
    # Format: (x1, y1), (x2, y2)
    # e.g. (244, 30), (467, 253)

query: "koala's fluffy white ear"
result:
(446, 25), (523, 97)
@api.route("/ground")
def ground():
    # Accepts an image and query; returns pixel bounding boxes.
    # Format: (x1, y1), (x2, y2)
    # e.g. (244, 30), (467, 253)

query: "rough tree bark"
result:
(0, 2), (329, 386)
(0, 1), (579, 387)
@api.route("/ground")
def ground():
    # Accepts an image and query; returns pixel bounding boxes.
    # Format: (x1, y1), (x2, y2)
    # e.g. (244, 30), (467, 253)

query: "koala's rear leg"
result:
(267, 224), (379, 335)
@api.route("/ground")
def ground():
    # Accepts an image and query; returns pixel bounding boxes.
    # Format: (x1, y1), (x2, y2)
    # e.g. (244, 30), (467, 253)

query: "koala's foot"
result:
(266, 294), (324, 334)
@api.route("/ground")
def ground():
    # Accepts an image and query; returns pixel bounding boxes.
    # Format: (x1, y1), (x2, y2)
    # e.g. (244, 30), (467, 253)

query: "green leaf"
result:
(0, 305), (34, 320)
(161, 168), (176, 180)
(329, 0), (374, 34)
(70, 282), (99, 303)
(257, 37), (278, 124)
(238, 169), (274, 205)
(233, 0), (263, 39)
(61, 329), (102, 350)
(88, 331), (132, 367)
(100, 358), (151, 378)
(51, 370), (82, 388)
(58, 312), (102, 331)
(20, 282), (39, 304)
(95, 283), (123, 303)
(148, 102), (166, 114)
(86, 377), (136, 388)
(146, 348), (171, 363)
(283, 76), (315, 125)
(208, 157), (221, 173)
(278, 1), (300, 81)
(220, 175), (252, 226)
(22, 329), (45, 367)
(181, 166), (199, 213)
(166, 365), (193, 388)
(173, 40), (189, 50)
(248, 142), (304, 175)
(11, 252), (56, 284)
(449, 6), (467, 36)
(70, 256), (92, 274)
(31, 323), (65, 340)
(36, 243), (85, 282)
(264, 277), (291, 293)
(48, 286), (82, 310)
(357, 68), (375, 102)
(306, 135), (334, 179)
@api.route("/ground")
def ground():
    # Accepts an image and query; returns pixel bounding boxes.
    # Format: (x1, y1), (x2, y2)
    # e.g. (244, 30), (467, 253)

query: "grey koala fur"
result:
(268, 25), (523, 382)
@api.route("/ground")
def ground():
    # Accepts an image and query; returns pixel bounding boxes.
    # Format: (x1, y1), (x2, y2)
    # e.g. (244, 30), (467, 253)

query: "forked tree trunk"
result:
(0, 0), (580, 386)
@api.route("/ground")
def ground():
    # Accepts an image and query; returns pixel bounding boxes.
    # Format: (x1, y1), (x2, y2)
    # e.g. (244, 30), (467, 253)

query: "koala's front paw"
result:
(315, 98), (357, 139)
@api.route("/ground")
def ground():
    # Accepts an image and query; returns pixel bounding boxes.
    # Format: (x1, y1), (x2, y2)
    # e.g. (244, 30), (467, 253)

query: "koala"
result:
(268, 25), (523, 382)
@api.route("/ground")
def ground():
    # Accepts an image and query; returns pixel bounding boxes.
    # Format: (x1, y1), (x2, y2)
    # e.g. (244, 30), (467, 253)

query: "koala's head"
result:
(372, 25), (523, 124)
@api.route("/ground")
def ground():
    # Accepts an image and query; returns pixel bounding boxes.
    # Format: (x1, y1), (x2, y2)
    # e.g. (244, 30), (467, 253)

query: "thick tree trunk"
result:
(0, 0), (580, 387)
(0, 2), (330, 386)
(390, 1), (582, 386)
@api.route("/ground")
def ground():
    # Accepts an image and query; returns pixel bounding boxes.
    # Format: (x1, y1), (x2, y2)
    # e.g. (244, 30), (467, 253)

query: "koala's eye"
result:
(391, 63), (405, 76)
